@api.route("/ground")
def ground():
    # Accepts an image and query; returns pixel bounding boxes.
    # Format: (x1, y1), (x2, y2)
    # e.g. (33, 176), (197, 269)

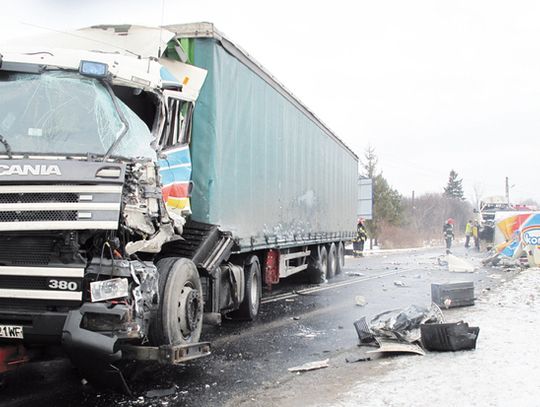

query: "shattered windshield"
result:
(0, 70), (156, 159)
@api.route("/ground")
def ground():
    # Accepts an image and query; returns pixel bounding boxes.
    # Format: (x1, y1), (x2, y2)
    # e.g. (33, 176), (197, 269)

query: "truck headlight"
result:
(90, 278), (129, 302)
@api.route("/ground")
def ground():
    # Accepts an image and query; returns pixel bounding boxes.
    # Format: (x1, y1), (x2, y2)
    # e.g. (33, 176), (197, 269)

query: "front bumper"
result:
(0, 311), (68, 344)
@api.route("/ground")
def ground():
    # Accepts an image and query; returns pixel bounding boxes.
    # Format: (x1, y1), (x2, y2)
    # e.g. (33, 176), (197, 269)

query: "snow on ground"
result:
(322, 268), (540, 407)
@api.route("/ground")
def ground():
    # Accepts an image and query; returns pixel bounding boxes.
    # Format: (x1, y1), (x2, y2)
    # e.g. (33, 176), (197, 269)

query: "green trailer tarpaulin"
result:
(170, 25), (358, 250)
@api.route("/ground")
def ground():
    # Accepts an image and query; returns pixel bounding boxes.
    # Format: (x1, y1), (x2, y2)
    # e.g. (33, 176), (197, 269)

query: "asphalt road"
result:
(0, 246), (516, 407)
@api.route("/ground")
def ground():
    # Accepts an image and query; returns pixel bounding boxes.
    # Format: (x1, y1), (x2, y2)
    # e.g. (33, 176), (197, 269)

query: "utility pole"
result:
(505, 177), (510, 204)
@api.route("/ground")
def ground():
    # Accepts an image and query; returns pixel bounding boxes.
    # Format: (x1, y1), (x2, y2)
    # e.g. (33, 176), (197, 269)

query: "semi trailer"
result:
(0, 23), (358, 391)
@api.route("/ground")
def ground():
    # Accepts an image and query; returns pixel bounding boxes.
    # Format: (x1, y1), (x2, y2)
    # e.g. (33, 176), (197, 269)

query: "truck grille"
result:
(0, 236), (55, 265)
(0, 185), (122, 231)
(0, 192), (79, 204)
(0, 211), (77, 222)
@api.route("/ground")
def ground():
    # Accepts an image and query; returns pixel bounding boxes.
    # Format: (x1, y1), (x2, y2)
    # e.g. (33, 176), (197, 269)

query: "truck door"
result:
(158, 91), (194, 217)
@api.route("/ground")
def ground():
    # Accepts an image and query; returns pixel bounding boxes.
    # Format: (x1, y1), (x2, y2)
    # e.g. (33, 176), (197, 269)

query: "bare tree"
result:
(471, 182), (484, 210)
(360, 144), (378, 178)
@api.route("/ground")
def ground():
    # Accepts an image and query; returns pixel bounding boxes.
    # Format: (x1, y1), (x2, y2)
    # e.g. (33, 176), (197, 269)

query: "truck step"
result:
(161, 219), (234, 274)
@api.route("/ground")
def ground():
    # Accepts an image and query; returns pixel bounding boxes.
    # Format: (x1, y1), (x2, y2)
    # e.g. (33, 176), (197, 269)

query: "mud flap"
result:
(62, 304), (131, 395)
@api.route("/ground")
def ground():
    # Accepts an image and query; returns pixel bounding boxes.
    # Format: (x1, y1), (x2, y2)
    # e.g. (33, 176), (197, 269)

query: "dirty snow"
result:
(320, 268), (540, 407)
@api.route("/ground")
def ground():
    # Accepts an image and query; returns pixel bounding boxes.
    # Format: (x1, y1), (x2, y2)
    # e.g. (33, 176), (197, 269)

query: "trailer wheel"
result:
(327, 243), (337, 279)
(308, 245), (328, 284)
(231, 256), (262, 321)
(336, 242), (345, 274)
(150, 257), (203, 346)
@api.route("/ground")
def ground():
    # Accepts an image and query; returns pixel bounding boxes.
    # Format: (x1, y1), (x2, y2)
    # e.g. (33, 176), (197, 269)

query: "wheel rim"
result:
(321, 253), (328, 279)
(177, 284), (201, 339)
(338, 244), (344, 267)
(249, 272), (260, 313)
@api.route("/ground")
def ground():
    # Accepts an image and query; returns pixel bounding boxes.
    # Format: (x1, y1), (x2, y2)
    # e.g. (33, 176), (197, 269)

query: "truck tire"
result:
(231, 256), (262, 321)
(150, 257), (203, 346)
(336, 241), (345, 274)
(327, 243), (337, 279)
(307, 245), (328, 284)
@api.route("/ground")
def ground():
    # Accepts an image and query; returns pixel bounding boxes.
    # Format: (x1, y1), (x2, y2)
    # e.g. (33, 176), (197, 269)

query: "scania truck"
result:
(0, 23), (357, 391)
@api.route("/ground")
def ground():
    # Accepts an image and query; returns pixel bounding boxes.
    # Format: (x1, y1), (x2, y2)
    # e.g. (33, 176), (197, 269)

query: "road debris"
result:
(393, 280), (408, 287)
(447, 254), (475, 272)
(354, 301), (481, 358)
(294, 326), (324, 339)
(353, 317), (377, 345)
(347, 271), (365, 277)
(369, 304), (444, 343)
(431, 282), (475, 309)
(345, 356), (371, 363)
(355, 295), (368, 306)
(437, 257), (448, 267)
(288, 359), (329, 372)
(145, 387), (177, 398)
(367, 339), (426, 356)
(421, 321), (480, 351)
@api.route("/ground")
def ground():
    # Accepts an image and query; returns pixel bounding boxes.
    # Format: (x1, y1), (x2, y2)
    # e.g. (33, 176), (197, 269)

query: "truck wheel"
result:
(150, 258), (203, 345)
(336, 242), (345, 274)
(232, 256), (262, 321)
(327, 243), (337, 279)
(308, 245), (328, 284)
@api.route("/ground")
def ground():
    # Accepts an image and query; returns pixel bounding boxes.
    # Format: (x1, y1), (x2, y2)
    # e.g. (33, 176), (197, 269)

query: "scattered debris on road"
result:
(421, 322), (480, 351)
(367, 339), (426, 356)
(369, 304), (444, 343)
(393, 280), (408, 287)
(347, 271), (365, 277)
(354, 301), (480, 358)
(431, 282), (475, 309)
(294, 326), (324, 339)
(437, 257), (448, 267)
(288, 359), (329, 372)
(353, 317), (377, 346)
(355, 295), (368, 306)
(447, 254), (475, 272)
(345, 356), (372, 363)
(145, 386), (177, 398)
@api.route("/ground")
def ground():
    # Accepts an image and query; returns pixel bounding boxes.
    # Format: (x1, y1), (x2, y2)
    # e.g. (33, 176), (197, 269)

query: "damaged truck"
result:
(0, 23), (357, 391)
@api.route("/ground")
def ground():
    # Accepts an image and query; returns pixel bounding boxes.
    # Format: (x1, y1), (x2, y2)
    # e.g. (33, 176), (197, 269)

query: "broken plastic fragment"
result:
(367, 339), (425, 356)
(288, 359), (329, 372)
(447, 254), (475, 272)
(145, 387), (176, 398)
(355, 295), (368, 306)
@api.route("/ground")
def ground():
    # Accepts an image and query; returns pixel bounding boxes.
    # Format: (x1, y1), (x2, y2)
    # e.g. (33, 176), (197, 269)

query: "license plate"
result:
(0, 325), (24, 339)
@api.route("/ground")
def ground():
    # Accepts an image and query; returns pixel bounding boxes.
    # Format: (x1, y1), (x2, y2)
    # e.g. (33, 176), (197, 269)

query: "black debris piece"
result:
(353, 317), (376, 345)
(421, 321), (479, 351)
(431, 282), (475, 309)
(345, 356), (371, 363)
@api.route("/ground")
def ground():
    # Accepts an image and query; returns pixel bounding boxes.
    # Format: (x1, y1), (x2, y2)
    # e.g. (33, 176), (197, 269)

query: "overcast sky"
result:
(1, 0), (538, 204)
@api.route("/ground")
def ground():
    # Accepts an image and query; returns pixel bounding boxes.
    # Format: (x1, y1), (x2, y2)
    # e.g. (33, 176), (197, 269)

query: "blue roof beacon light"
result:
(79, 60), (108, 78)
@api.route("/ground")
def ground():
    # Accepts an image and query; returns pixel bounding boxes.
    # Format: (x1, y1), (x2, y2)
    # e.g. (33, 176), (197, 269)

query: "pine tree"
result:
(444, 169), (465, 200)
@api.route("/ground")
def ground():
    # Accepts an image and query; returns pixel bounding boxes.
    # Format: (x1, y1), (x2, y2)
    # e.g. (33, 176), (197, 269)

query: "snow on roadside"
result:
(321, 268), (540, 407)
